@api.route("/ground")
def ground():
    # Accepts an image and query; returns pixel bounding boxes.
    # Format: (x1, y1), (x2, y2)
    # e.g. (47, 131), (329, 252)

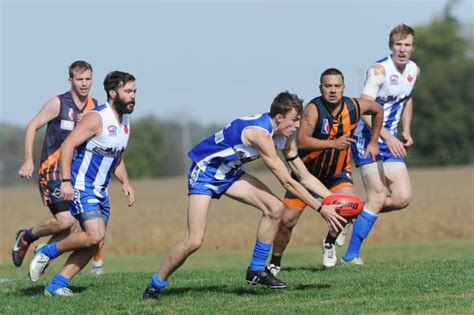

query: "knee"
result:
(86, 230), (105, 247)
(367, 189), (388, 211)
(393, 192), (411, 209)
(184, 236), (204, 253)
(263, 202), (285, 221)
(280, 214), (298, 231)
(56, 216), (77, 231)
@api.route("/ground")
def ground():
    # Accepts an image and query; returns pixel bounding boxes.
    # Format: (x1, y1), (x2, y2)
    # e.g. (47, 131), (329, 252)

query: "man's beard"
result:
(115, 96), (134, 114)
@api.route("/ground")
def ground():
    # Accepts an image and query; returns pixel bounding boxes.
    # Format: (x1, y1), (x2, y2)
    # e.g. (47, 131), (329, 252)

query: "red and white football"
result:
(321, 193), (364, 219)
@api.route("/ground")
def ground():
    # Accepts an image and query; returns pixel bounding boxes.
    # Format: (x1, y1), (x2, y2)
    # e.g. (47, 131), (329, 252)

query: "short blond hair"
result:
(389, 24), (416, 48)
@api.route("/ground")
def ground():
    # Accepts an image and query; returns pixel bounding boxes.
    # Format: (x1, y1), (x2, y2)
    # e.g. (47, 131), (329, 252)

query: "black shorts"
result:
(38, 177), (69, 215)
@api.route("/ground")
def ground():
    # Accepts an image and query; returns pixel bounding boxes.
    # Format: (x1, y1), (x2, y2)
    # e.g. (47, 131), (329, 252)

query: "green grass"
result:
(1, 240), (473, 314)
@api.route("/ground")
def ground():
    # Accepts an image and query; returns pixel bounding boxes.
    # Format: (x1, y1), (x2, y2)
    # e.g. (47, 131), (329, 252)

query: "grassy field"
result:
(0, 240), (473, 314)
(0, 166), (473, 313)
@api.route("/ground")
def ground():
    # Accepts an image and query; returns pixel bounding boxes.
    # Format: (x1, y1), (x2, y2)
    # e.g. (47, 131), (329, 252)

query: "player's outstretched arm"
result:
(19, 97), (61, 180)
(59, 112), (102, 200)
(283, 137), (331, 199)
(246, 128), (345, 230)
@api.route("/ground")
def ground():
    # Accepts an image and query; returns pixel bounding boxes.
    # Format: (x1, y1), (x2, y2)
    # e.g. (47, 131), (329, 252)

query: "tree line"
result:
(0, 10), (472, 185)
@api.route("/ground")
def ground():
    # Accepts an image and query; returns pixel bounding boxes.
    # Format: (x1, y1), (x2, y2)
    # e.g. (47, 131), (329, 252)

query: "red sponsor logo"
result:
(68, 108), (74, 120)
(407, 74), (413, 83)
(124, 125), (129, 134)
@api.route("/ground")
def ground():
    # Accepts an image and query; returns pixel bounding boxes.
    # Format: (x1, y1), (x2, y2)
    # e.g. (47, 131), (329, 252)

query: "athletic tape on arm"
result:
(362, 68), (384, 98)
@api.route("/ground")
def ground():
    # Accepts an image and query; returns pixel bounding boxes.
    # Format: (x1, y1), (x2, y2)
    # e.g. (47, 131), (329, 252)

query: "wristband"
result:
(285, 155), (298, 162)
(62, 179), (71, 182)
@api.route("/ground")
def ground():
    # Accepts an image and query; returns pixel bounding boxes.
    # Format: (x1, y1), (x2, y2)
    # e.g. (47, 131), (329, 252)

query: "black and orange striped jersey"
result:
(298, 96), (361, 179)
(38, 91), (98, 180)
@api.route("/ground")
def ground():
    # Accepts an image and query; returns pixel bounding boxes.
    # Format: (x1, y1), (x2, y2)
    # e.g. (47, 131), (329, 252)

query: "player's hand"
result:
(122, 182), (135, 207)
(60, 182), (75, 200)
(319, 204), (347, 232)
(385, 134), (406, 157)
(332, 134), (356, 150)
(364, 140), (379, 162)
(19, 159), (35, 180)
(402, 131), (414, 147)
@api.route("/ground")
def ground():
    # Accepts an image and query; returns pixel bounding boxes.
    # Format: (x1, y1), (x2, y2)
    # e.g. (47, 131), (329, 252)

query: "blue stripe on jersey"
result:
(375, 56), (389, 63)
(94, 104), (107, 112)
(383, 101), (402, 132)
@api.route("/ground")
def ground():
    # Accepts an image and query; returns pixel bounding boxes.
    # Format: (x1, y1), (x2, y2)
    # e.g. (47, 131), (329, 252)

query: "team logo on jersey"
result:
(320, 119), (330, 135)
(108, 125), (117, 137)
(68, 108), (74, 120)
(407, 74), (414, 83)
(124, 125), (129, 134)
(390, 75), (399, 85)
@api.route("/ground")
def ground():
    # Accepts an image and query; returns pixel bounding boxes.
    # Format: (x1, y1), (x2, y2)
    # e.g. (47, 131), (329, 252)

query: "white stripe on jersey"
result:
(75, 150), (93, 191)
(93, 157), (114, 197)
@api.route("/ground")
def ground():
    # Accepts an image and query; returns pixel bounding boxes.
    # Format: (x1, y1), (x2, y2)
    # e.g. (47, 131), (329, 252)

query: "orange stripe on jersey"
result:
(84, 97), (96, 112)
(301, 151), (322, 163)
(325, 149), (335, 177)
(38, 148), (60, 177)
(335, 148), (347, 174)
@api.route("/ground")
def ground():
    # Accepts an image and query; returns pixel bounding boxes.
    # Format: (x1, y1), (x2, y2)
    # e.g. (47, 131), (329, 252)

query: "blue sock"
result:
(40, 242), (61, 259)
(249, 241), (271, 271)
(150, 273), (168, 290)
(45, 274), (70, 294)
(343, 209), (378, 261)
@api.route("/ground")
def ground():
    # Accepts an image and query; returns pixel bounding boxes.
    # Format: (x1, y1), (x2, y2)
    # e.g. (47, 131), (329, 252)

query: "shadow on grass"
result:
(283, 266), (327, 273)
(161, 281), (330, 298)
(16, 285), (88, 297)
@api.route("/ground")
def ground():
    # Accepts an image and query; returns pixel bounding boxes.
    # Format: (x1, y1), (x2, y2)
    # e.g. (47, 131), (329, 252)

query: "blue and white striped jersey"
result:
(71, 103), (130, 197)
(354, 55), (418, 142)
(188, 113), (287, 180)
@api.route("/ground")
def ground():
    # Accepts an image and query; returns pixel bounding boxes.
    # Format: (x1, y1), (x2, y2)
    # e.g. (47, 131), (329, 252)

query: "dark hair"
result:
(270, 91), (303, 118)
(69, 60), (93, 78)
(103, 71), (136, 100)
(320, 68), (344, 84)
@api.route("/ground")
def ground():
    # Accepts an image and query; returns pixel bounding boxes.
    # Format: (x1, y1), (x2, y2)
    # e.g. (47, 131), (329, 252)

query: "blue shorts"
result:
(69, 189), (110, 224)
(352, 136), (404, 167)
(188, 163), (245, 199)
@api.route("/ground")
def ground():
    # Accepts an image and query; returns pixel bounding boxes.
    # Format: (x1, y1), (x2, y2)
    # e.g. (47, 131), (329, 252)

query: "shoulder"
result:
(369, 63), (386, 76)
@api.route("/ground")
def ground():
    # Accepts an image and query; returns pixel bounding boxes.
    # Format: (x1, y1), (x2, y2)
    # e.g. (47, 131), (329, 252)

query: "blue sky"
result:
(1, 0), (473, 126)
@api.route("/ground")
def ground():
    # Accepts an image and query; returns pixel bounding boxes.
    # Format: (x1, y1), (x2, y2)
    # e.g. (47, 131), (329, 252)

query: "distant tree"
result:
(123, 116), (170, 178)
(409, 3), (474, 165)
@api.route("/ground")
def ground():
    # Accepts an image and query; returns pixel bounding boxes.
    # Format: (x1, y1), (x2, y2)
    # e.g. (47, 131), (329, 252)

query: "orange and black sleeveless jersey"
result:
(38, 92), (98, 180)
(298, 96), (361, 179)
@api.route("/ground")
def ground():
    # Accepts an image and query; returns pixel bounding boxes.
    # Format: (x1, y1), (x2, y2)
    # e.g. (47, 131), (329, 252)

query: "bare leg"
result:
(380, 162), (412, 212)
(30, 211), (77, 239)
(158, 194), (212, 280)
(272, 206), (302, 256)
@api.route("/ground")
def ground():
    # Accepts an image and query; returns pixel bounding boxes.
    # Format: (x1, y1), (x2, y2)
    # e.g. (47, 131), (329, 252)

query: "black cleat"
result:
(143, 285), (161, 299)
(245, 267), (287, 289)
(12, 229), (31, 267)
